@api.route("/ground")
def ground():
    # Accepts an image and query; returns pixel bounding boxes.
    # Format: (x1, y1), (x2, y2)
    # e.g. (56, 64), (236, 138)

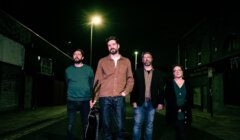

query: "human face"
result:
(107, 40), (119, 55)
(173, 66), (183, 78)
(142, 53), (153, 66)
(73, 50), (84, 63)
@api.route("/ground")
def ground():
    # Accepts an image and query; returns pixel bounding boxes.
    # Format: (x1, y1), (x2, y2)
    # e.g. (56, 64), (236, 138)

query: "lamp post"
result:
(89, 15), (102, 66)
(134, 51), (139, 70)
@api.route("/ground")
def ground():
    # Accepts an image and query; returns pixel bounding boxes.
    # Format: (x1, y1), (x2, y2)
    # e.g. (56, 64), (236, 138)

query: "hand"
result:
(121, 92), (126, 97)
(157, 104), (163, 111)
(89, 100), (96, 108)
(133, 102), (137, 108)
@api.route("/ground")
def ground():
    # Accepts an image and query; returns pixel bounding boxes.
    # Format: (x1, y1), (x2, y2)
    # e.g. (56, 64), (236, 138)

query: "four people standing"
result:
(65, 37), (193, 140)
(65, 49), (94, 140)
(130, 52), (165, 140)
(164, 65), (193, 140)
(91, 36), (134, 140)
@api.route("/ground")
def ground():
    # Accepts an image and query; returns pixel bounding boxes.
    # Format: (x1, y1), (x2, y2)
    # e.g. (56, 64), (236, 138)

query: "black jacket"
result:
(164, 79), (193, 126)
(130, 68), (165, 108)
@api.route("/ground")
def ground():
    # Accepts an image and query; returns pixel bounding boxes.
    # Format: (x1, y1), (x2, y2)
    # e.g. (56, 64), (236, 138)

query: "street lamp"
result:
(90, 15), (102, 66)
(134, 51), (139, 70)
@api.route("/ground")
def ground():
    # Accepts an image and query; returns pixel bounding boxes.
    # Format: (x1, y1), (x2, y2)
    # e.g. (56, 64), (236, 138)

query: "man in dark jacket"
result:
(130, 51), (165, 140)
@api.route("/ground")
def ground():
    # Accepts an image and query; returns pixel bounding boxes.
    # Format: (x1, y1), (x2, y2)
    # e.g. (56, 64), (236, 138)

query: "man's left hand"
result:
(121, 92), (126, 96)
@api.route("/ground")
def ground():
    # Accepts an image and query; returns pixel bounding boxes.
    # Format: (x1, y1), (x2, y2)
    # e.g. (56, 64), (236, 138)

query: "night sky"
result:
(0, 0), (233, 70)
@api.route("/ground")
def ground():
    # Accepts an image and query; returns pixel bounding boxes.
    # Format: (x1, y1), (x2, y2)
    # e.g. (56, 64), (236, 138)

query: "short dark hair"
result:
(73, 49), (84, 57)
(141, 51), (152, 59)
(105, 36), (120, 44)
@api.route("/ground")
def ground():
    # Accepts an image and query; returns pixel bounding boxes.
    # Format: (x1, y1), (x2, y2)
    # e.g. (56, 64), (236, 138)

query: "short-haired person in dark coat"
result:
(164, 64), (193, 140)
(130, 52), (165, 140)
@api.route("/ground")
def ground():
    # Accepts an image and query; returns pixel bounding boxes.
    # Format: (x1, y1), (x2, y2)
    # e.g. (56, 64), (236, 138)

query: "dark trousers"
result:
(67, 100), (90, 140)
(175, 120), (187, 140)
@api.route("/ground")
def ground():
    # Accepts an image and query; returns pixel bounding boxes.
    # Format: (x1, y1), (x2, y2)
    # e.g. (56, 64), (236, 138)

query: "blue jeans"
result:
(99, 96), (125, 140)
(67, 100), (90, 140)
(133, 101), (156, 140)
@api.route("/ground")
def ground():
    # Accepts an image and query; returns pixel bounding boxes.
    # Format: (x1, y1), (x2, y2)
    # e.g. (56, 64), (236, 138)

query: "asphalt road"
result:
(16, 104), (222, 140)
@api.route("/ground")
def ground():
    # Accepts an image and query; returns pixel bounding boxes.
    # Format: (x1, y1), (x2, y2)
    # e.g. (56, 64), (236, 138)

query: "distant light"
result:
(134, 51), (139, 70)
(134, 51), (139, 55)
(38, 56), (41, 61)
(91, 16), (102, 25)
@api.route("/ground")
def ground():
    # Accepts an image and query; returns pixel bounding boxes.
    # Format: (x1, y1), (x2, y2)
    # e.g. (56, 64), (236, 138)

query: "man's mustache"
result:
(110, 48), (116, 51)
(74, 57), (80, 60)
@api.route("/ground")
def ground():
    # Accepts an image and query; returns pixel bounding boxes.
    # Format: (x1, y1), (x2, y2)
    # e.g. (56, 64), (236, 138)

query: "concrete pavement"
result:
(191, 107), (240, 140)
(0, 105), (67, 140)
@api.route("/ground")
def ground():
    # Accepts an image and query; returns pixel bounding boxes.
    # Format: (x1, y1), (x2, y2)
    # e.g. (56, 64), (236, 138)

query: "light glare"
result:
(91, 16), (102, 25)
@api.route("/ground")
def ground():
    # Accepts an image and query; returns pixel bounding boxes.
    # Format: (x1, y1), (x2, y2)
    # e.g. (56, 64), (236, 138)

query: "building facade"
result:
(0, 11), (71, 112)
(178, 14), (240, 115)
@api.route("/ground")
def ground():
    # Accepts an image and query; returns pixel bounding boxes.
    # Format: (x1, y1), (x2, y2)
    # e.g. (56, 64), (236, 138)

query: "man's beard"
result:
(74, 59), (82, 64)
(144, 61), (152, 66)
(109, 49), (118, 55)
